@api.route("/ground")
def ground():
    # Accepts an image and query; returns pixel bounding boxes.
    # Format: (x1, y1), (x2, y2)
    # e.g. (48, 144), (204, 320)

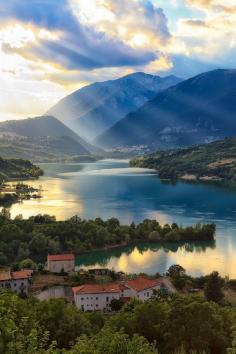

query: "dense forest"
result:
(130, 137), (236, 182)
(0, 212), (215, 265)
(1, 284), (236, 354)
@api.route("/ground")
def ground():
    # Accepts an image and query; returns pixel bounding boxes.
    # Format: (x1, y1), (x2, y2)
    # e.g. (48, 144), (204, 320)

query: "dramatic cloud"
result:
(0, 0), (235, 120)
(0, 0), (158, 70)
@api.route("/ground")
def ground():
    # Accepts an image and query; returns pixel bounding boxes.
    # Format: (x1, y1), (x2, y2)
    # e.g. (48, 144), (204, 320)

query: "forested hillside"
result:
(130, 136), (236, 182)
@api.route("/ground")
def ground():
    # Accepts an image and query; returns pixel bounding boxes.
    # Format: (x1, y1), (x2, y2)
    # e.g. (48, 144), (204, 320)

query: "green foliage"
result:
(166, 265), (187, 290)
(0, 156), (43, 181)
(0, 288), (236, 353)
(19, 258), (37, 270)
(204, 271), (225, 303)
(110, 295), (234, 354)
(110, 299), (124, 312)
(0, 215), (215, 265)
(65, 327), (158, 354)
(130, 137), (236, 183)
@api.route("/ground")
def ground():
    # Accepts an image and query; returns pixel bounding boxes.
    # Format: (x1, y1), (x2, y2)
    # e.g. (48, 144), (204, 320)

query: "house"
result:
(0, 270), (32, 296)
(125, 277), (163, 301)
(73, 283), (122, 311)
(73, 276), (172, 311)
(47, 254), (75, 273)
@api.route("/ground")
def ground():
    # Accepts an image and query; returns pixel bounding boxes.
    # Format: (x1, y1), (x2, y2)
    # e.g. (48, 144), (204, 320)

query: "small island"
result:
(130, 136), (236, 183)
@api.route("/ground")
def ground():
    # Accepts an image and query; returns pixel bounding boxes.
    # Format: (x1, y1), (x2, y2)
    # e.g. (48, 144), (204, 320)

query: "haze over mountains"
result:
(48, 72), (182, 141)
(1, 69), (236, 160)
(96, 69), (236, 150)
(0, 116), (95, 161)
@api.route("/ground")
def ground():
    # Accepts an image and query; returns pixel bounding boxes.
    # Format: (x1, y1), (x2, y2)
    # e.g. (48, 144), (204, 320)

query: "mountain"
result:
(130, 136), (236, 183)
(0, 116), (95, 161)
(95, 69), (236, 149)
(47, 72), (182, 141)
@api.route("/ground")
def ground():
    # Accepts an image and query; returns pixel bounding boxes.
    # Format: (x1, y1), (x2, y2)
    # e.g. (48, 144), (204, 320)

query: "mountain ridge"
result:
(95, 69), (236, 149)
(47, 72), (182, 140)
(0, 115), (99, 161)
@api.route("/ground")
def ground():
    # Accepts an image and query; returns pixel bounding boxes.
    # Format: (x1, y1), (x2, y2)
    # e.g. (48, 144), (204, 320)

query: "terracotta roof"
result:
(48, 254), (75, 261)
(0, 271), (11, 281)
(12, 270), (32, 280)
(126, 277), (161, 292)
(72, 283), (122, 295)
(0, 270), (32, 281)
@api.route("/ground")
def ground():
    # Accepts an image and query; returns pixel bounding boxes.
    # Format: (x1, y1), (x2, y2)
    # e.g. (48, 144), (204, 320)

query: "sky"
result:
(0, 0), (236, 121)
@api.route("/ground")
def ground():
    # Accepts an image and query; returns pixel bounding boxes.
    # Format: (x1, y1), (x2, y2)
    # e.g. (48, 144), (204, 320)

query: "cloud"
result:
(73, 0), (170, 50)
(0, 0), (160, 70)
(184, 0), (236, 13)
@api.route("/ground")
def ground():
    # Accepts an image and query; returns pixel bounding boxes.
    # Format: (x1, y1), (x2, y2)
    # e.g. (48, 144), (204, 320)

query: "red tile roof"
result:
(0, 270), (32, 281)
(72, 283), (122, 295)
(12, 270), (32, 280)
(126, 277), (161, 292)
(0, 271), (11, 281)
(72, 277), (161, 295)
(48, 254), (75, 261)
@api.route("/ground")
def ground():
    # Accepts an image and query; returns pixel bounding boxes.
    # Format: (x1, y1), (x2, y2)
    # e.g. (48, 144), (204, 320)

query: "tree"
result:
(166, 265), (187, 290)
(67, 327), (158, 354)
(148, 231), (161, 242)
(204, 271), (224, 303)
(110, 299), (124, 311)
(20, 258), (37, 270)
(166, 264), (185, 278)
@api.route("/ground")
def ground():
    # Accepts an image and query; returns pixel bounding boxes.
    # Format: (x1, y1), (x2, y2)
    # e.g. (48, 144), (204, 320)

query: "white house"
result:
(73, 283), (123, 311)
(0, 270), (32, 296)
(47, 254), (75, 273)
(73, 276), (171, 311)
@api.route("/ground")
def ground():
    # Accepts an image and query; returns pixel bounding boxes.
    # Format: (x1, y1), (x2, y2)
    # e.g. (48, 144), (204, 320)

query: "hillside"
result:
(96, 69), (236, 149)
(0, 116), (99, 161)
(0, 157), (43, 182)
(48, 72), (182, 141)
(130, 137), (236, 182)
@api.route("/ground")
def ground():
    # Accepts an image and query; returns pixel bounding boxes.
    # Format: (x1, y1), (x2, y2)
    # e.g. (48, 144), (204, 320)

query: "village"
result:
(0, 253), (176, 311)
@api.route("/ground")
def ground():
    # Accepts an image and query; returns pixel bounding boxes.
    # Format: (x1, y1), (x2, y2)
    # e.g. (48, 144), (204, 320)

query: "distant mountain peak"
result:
(94, 68), (236, 150)
(47, 72), (182, 141)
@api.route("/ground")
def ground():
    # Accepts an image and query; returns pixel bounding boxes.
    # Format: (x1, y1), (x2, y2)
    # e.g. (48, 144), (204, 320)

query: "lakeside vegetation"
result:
(0, 156), (43, 183)
(130, 137), (236, 182)
(1, 267), (236, 353)
(0, 212), (215, 266)
(0, 182), (42, 207)
(0, 156), (43, 206)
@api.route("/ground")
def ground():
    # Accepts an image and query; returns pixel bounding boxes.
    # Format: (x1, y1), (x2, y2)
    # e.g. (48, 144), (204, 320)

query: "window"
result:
(96, 297), (98, 300)
(91, 297), (93, 300)
(81, 297), (84, 301)
(147, 292), (149, 297)
(106, 297), (109, 302)
(96, 304), (98, 307)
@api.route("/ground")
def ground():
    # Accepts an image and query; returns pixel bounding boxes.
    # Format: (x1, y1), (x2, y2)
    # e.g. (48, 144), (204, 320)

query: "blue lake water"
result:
(10, 159), (236, 277)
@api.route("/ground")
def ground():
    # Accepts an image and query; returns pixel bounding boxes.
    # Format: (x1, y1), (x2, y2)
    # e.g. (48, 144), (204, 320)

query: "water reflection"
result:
(7, 159), (236, 277)
(76, 241), (216, 276)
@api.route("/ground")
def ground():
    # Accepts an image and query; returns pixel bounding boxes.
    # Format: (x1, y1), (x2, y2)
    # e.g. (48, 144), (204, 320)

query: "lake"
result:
(9, 159), (236, 277)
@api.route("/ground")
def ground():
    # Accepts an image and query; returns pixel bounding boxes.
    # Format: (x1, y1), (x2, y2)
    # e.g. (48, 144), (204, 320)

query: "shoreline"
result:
(75, 238), (216, 256)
